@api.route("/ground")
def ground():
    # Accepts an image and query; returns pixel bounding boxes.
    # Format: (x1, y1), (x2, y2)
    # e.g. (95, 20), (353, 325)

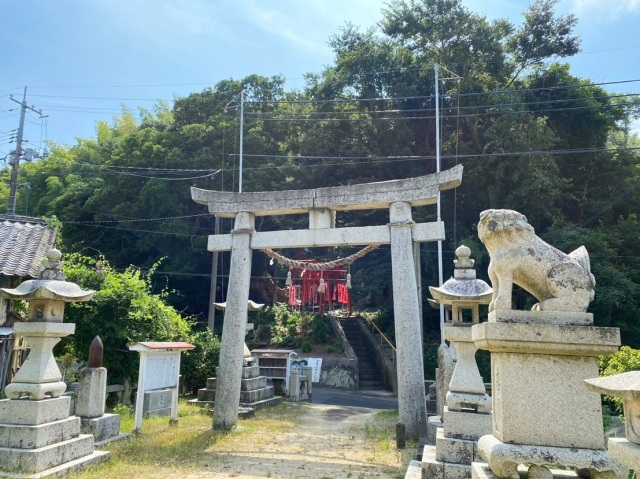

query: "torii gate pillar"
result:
(390, 202), (428, 438)
(214, 212), (255, 429)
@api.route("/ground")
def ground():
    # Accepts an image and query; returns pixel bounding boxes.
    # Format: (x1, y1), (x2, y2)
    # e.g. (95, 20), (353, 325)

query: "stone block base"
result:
(0, 434), (96, 474)
(607, 438), (640, 473)
(240, 386), (274, 404)
(421, 445), (472, 479)
(197, 388), (216, 403)
(446, 392), (491, 414)
(405, 459), (422, 479)
(427, 416), (443, 446)
(80, 414), (122, 444)
(0, 450), (109, 478)
(443, 408), (492, 441)
(241, 376), (267, 391)
(477, 435), (627, 479)
(0, 398), (71, 426)
(0, 417), (80, 449)
(436, 428), (475, 464)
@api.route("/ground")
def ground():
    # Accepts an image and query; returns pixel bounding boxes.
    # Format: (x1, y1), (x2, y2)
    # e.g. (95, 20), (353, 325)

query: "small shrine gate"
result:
(192, 164), (463, 439)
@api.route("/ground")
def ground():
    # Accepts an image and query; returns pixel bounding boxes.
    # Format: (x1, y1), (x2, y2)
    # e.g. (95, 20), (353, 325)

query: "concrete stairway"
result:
(339, 317), (384, 390)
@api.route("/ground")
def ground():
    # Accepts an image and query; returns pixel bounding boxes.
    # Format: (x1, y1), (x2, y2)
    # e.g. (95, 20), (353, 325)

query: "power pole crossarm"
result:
(7, 87), (44, 216)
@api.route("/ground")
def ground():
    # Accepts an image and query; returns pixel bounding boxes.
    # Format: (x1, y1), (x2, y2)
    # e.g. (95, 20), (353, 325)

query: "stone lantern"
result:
(0, 249), (108, 477)
(421, 245), (493, 479)
(1, 249), (95, 400)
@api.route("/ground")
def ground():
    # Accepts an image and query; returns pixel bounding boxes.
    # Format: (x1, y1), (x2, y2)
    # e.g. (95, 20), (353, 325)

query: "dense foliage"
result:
(249, 303), (334, 352)
(59, 255), (219, 389)
(4, 0), (640, 369)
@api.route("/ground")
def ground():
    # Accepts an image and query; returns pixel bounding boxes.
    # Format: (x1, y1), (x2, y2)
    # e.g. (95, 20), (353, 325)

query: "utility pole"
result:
(238, 89), (244, 193)
(7, 87), (44, 216)
(435, 64), (445, 344)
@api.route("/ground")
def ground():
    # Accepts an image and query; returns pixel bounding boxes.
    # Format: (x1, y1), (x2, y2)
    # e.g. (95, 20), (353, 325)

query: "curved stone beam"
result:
(191, 165), (463, 217)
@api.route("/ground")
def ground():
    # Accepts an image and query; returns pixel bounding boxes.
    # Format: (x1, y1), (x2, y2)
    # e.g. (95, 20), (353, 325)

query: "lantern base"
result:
(5, 381), (67, 400)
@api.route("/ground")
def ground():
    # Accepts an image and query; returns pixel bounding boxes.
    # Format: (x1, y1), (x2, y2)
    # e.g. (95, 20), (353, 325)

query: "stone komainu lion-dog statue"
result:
(478, 209), (595, 313)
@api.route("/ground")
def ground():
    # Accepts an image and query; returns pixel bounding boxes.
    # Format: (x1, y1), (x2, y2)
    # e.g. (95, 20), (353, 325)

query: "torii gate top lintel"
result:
(191, 165), (462, 218)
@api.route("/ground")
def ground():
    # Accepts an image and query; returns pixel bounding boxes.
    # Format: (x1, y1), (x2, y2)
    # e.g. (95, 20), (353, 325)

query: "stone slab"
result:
(404, 459), (422, 479)
(477, 435), (627, 479)
(206, 377), (217, 389)
(489, 352), (605, 449)
(239, 386), (274, 404)
(488, 310), (593, 326)
(472, 461), (588, 479)
(421, 445), (444, 479)
(240, 376), (267, 391)
(0, 434), (95, 474)
(0, 450), (109, 478)
(443, 408), (492, 442)
(436, 428), (474, 464)
(444, 462), (471, 479)
(197, 388), (216, 402)
(472, 323), (620, 357)
(427, 416), (443, 446)
(0, 417), (80, 449)
(0, 398), (71, 426)
(142, 389), (172, 417)
(241, 366), (260, 380)
(608, 437), (640, 472)
(80, 414), (121, 443)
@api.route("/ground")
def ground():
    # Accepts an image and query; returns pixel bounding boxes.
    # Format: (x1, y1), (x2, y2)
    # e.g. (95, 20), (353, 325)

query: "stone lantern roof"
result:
(0, 249), (94, 303)
(429, 245), (492, 325)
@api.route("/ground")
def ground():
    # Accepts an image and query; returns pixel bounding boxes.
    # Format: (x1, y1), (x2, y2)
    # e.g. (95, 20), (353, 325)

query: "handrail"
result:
(360, 315), (397, 363)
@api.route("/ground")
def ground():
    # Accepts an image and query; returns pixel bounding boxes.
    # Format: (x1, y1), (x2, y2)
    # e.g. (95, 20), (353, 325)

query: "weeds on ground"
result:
(67, 401), (303, 479)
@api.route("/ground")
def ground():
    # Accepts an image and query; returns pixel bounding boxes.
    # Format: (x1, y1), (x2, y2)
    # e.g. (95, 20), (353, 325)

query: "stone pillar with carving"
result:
(77, 336), (126, 445)
(471, 210), (625, 479)
(0, 249), (110, 477)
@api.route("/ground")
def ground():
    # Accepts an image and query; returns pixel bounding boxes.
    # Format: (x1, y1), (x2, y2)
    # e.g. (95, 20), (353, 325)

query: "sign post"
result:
(129, 342), (194, 433)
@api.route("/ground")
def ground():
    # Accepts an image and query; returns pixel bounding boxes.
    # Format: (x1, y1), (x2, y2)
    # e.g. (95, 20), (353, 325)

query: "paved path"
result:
(313, 386), (398, 410)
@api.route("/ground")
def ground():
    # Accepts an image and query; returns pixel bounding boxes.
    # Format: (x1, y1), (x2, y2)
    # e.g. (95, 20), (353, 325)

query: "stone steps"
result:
(339, 317), (385, 390)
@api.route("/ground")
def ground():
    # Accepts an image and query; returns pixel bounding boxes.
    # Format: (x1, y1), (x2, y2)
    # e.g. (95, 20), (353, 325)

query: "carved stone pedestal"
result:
(471, 311), (624, 479)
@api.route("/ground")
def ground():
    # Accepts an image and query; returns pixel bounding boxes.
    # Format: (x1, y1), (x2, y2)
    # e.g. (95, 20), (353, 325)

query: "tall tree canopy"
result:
(3, 0), (639, 348)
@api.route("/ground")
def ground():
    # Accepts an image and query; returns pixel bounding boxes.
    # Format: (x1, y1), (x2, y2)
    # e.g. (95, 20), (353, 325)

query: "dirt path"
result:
(185, 403), (408, 479)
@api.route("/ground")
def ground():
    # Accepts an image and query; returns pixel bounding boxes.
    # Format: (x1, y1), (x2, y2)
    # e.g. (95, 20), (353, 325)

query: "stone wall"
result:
(318, 357), (358, 390)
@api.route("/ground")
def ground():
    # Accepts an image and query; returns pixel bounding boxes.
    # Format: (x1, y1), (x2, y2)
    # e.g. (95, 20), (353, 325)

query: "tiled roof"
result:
(0, 215), (56, 278)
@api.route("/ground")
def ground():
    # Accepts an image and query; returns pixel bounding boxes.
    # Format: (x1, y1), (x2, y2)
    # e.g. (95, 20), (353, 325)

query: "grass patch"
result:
(68, 401), (304, 478)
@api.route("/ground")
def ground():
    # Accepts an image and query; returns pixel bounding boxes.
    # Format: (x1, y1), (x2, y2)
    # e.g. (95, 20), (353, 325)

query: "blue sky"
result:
(1, 0), (639, 157)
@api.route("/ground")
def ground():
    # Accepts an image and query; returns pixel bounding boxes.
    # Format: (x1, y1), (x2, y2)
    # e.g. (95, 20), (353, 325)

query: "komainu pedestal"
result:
(471, 311), (625, 479)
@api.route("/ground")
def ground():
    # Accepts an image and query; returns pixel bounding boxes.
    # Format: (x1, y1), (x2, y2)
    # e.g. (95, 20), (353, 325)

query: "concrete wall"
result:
(356, 317), (398, 394)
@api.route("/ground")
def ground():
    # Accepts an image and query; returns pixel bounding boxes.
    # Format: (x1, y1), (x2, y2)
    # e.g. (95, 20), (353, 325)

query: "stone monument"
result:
(585, 371), (640, 473)
(471, 210), (625, 479)
(0, 249), (109, 477)
(76, 336), (126, 445)
(422, 245), (493, 479)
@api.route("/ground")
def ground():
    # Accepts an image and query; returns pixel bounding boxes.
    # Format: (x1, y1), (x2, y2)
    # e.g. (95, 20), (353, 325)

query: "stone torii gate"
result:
(191, 164), (463, 439)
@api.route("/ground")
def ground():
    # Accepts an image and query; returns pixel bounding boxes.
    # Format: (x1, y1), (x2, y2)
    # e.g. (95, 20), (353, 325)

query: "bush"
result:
(300, 339), (313, 353)
(249, 303), (335, 349)
(59, 255), (194, 386)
